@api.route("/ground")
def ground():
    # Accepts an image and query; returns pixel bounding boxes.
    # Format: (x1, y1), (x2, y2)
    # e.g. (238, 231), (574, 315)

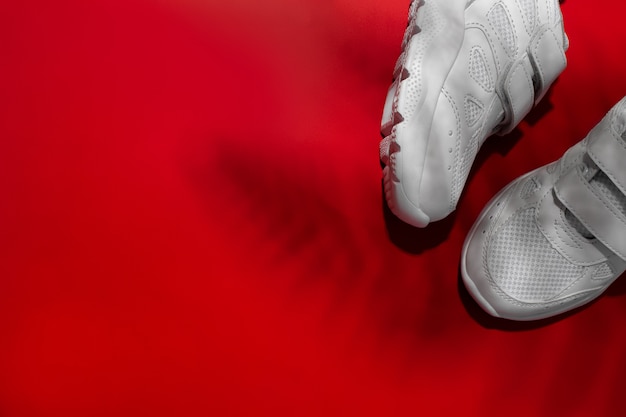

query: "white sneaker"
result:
(380, 0), (568, 227)
(461, 97), (626, 321)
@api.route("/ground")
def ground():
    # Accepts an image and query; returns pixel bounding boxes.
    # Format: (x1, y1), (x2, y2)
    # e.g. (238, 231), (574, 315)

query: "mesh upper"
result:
(516, 0), (537, 33)
(488, 3), (517, 57)
(488, 208), (584, 302)
(465, 95), (484, 127)
(469, 46), (493, 92)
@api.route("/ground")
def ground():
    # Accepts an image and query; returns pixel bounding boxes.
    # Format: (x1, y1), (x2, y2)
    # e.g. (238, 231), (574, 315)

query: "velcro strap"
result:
(555, 166), (626, 261)
(528, 26), (567, 104)
(499, 57), (534, 134)
(587, 114), (626, 196)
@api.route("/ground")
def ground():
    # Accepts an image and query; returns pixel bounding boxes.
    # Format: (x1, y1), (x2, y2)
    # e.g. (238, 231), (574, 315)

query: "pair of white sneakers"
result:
(380, 0), (626, 320)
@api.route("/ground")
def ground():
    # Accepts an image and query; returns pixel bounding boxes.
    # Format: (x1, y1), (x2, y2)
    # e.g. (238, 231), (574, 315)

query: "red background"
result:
(1, 0), (626, 416)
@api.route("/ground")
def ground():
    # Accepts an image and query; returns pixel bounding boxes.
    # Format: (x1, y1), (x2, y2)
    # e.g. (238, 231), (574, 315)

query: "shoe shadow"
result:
(525, 86), (557, 127)
(382, 182), (457, 254)
(604, 272), (626, 296)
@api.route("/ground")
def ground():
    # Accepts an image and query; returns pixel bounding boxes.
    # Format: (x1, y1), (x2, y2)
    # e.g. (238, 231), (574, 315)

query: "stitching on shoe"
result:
(469, 22), (502, 75)
(589, 124), (626, 196)
(567, 166), (626, 260)
(530, 28), (566, 95)
(469, 45), (495, 92)
(505, 60), (534, 129)
(514, 0), (537, 36)
(488, 1), (519, 59)
(549, 268), (589, 301)
(554, 218), (583, 250)
(535, 189), (592, 266)
(464, 94), (485, 127)
(590, 263), (615, 282)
